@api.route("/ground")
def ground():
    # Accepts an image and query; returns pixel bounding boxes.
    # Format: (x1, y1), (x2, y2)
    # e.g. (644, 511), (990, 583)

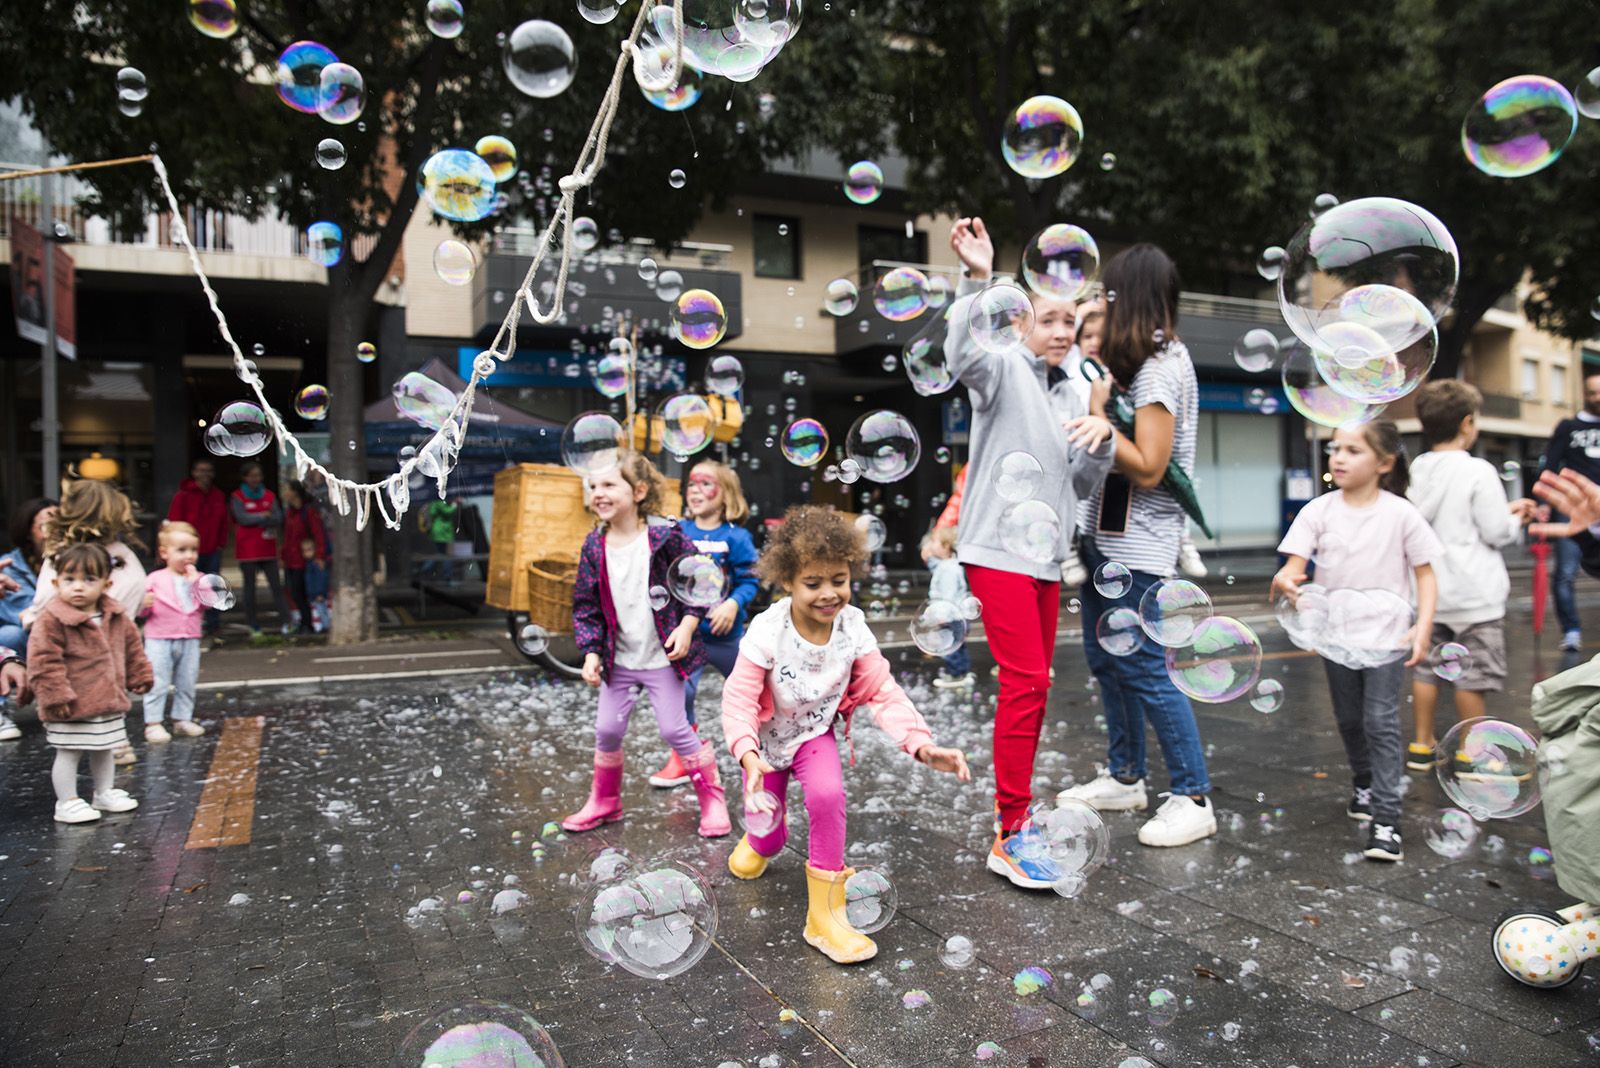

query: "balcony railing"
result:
(489, 227), (733, 271)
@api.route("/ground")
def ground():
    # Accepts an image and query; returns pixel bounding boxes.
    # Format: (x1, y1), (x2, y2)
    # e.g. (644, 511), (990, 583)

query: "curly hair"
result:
(614, 451), (667, 518)
(45, 478), (146, 555)
(52, 541), (112, 580)
(756, 505), (869, 586)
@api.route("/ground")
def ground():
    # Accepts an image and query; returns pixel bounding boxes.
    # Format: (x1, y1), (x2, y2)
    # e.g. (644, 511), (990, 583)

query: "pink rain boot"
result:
(684, 742), (731, 838)
(562, 749), (625, 832)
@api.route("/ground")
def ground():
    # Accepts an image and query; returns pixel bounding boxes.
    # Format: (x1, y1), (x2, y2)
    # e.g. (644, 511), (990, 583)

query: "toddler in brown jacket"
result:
(27, 543), (153, 823)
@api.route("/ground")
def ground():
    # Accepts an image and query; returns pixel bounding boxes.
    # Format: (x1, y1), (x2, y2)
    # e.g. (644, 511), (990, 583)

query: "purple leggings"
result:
(746, 729), (847, 872)
(596, 665), (700, 756)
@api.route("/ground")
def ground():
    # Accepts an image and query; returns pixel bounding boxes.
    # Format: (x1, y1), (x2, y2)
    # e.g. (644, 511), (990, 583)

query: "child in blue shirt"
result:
(924, 524), (975, 688)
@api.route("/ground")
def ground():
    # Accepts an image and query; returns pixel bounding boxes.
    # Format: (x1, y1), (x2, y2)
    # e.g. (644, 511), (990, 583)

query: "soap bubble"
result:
(647, 586), (669, 611)
(1014, 965), (1055, 994)
(873, 267), (929, 322)
(1437, 718), (1541, 820)
(837, 458), (862, 484)
(274, 41), (337, 114)
(474, 135), (518, 182)
(1432, 641), (1471, 682)
(1578, 67), (1600, 119)
(1031, 798), (1110, 877)
(503, 21), (577, 98)
(433, 239), (477, 286)
(1281, 342), (1383, 429)
(1145, 988), (1179, 1028)
(571, 216), (599, 252)
(1310, 192), (1340, 218)
(845, 410), (920, 483)
(1093, 561), (1132, 599)
(668, 168), (687, 189)
(213, 401), (271, 457)
(305, 221), (343, 267)
(1164, 616), (1263, 703)
(911, 600), (968, 657)
(1462, 75), (1578, 178)
(203, 424), (233, 457)
(1096, 607), (1144, 657)
(1423, 808), (1479, 859)
(1021, 224), (1100, 301)
(115, 67), (147, 99)
(903, 307), (956, 396)
(1098, 152), (1117, 171)
(356, 341), (377, 363)
(706, 354), (744, 396)
(635, 42), (703, 111)
(578, 844), (634, 886)
(1291, 587), (1414, 671)
(425, 0), (464, 38)
(967, 283), (1034, 353)
(780, 418), (829, 467)
(194, 573), (235, 610)
(659, 393), (715, 457)
(1249, 678), (1284, 713)
(1001, 95), (1083, 179)
(672, 289), (728, 349)
(843, 160), (884, 205)
(395, 1001), (564, 1068)
(418, 149), (497, 223)
(735, 0), (798, 47)
(638, 258), (659, 283)
(740, 790), (783, 838)
(655, 270), (684, 302)
(1232, 329), (1278, 373)
(959, 595), (983, 621)
(576, 862), (717, 980)
(994, 451), (1043, 502)
(824, 278), (859, 316)
(1500, 460), (1521, 482)
(560, 411), (626, 475)
(1310, 286), (1438, 404)
(314, 138), (347, 170)
(855, 514), (886, 553)
(668, 553), (729, 608)
(189, 0), (239, 38)
(578, 0), (625, 24)
(293, 384), (329, 420)
(1256, 246), (1287, 281)
(833, 869), (895, 934)
(594, 339), (632, 398)
(316, 62), (364, 124)
(1137, 579), (1213, 647)
(939, 934), (976, 969)
(518, 624), (549, 655)
(998, 500), (1061, 564)
(393, 372), (457, 430)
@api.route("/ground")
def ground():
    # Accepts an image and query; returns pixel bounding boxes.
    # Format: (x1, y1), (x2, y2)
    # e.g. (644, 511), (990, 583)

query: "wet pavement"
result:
(0, 599), (1596, 1067)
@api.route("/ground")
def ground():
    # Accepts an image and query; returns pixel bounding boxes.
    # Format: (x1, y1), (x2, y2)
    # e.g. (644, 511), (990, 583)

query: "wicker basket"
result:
(526, 559), (579, 634)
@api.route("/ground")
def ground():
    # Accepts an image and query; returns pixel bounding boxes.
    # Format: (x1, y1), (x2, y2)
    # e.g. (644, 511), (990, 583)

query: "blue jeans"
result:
(196, 550), (222, 633)
(942, 644), (971, 676)
(683, 631), (741, 727)
(1079, 540), (1211, 795)
(0, 623), (25, 659)
(1553, 536), (1582, 635)
(144, 637), (200, 724)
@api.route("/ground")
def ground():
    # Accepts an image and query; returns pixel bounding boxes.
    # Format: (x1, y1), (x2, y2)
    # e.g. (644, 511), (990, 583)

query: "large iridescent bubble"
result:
(998, 500), (1061, 564)
(659, 392), (716, 456)
(305, 221), (343, 267)
(474, 135), (518, 182)
(635, 42), (702, 111)
(1001, 96), (1083, 179)
(315, 62), (364, 125)
(873, 267), (928, 322)
(1437, 717), (1541, 820)
(576, 862), (717, 980)
(392, 372), (457, 431)
(911, 599), (968, 657)
(844, 160), (884, 205)
(671, 289), (728, 349)
(903, 306), (955, 396)
(1280, 342), (1383, 429)
(1022, 224), (1100, 301)
(845, 410), (920, 483)
(274, 41), (337, 114)
(561, 411), (627, 475)
(967, 283), (1034, 353)
(780, 418), (829, 467)
(503, 20), (577, 98)
(418, 149), (497, 223)
(1461, 75), (1578, 178)
(394, 1001), (564, 1068)
(1164, 616), (1262, 703)
(188, 0), (239, 38)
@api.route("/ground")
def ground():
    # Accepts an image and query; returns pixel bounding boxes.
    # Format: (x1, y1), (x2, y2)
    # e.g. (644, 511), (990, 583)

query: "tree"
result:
(0, 0), (780, 641)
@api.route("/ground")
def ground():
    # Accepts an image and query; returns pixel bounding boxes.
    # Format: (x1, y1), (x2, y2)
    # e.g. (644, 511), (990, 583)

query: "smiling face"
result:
(587, 467), (646, 525)
(1327, 426), (1393, 490)
(1026, 294), (1077, 366)
(784, 557), (853, 636)
(55, 565), (110, 611)
(685, 466), (721, 521)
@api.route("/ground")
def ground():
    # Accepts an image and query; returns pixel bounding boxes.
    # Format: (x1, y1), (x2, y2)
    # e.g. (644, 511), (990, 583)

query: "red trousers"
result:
(964, 564), (1060, 831)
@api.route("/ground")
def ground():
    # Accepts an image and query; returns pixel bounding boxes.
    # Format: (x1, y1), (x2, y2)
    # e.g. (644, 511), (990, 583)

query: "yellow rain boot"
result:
(803, 864), (877, 964)
(728, 835), (772, 880)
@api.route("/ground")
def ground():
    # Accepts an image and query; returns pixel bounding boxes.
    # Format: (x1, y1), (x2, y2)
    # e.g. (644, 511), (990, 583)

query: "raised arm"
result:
(943, 217), (1007, 409)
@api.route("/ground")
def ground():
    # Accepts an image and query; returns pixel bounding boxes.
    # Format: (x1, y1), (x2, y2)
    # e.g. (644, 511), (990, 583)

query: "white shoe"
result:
(172, 720), (206, 738)
(112, 745), (137, 766)
(92, 788), (139, 813)
(55, 798), (101, 823)
(1137, 793), (1217, 847)
(1056, 768), (1149, 811)
(0, 714), (20, 741)
(1061, 558), (1088, 587)
(1177, 542), (1207, 579)
(145, 723), (172, 743)
(933, 672), (976, 690)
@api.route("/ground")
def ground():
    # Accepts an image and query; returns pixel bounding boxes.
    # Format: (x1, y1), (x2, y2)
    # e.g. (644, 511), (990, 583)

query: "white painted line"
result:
(201, 662), (529, 692)
(310, 648), (506, 664)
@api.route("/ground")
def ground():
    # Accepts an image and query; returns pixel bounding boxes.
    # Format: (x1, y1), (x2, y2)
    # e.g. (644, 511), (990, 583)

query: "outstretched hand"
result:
(916, 745), (972, 782)
(949, 217), (994, 279)
(1530, 469), (1600, 538)
(740, 752), (777, 804)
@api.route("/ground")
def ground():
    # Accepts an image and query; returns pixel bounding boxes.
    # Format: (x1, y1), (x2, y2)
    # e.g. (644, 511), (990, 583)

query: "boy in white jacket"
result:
(1406, 380), (1536, 770)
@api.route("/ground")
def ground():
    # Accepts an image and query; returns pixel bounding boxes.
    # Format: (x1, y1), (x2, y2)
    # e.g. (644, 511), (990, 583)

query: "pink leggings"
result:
(746, 729), (847, 871)
(595, 665), (700, 756)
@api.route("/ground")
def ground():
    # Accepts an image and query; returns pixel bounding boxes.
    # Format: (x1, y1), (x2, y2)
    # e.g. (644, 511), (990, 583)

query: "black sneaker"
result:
(1364, 823), (1403, 862)
(1346, 786), (1373, 822)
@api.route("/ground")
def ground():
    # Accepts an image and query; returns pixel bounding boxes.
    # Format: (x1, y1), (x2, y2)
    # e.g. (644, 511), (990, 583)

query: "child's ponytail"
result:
(1361, 419), (1410, 498)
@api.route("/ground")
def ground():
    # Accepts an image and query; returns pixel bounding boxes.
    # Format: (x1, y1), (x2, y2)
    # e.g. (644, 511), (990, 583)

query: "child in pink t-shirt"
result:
(721, 506), (970, 965)
(139, 522), (208, 742)
(1273, 421), (1440, 864)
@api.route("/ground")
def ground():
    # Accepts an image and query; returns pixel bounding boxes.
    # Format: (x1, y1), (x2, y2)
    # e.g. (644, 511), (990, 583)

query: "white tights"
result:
(52, 748), (113, 802)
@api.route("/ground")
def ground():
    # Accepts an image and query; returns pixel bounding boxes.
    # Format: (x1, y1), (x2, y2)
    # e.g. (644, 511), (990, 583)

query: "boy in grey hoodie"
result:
(1406, 380), (1536, 770)
(943, 216), (1114, 890)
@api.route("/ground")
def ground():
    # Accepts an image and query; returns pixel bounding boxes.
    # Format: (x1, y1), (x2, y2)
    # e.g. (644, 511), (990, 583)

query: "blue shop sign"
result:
(459, 346), (687, 391)
(1199, 381), (1287, 413)
(941, 398), (970, 445)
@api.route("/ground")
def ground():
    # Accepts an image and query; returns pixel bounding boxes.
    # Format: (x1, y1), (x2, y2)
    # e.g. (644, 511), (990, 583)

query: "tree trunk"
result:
(326, 280), (378, 644)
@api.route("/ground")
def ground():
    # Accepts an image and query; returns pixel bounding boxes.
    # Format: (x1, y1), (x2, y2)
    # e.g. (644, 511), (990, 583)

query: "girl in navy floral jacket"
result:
(563, 453), (730, 838)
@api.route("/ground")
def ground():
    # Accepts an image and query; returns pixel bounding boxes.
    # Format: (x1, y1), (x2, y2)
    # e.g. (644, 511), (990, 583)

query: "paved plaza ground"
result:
(0, 596), (1596, 1067)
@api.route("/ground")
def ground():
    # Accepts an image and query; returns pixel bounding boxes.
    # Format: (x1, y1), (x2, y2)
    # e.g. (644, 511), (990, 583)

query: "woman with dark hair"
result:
(1060, 243), (1217, 848)
(230, 462), (288, 635)
(0, 497), (58, 740)
(280, 480), (328, 634)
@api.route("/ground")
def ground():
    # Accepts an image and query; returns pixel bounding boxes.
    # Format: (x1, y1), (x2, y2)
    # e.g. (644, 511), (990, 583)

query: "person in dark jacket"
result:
(1538, 371), (1600, 650)
(167, 459), (229, 635)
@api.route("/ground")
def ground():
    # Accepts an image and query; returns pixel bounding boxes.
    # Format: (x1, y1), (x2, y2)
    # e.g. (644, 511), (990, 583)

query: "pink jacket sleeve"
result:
(844, 650), (934, 758)
(720, 654), (769, 762)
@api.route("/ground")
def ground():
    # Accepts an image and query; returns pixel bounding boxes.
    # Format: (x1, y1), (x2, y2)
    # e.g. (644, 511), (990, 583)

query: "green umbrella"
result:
(1107, 385), (1214, 540)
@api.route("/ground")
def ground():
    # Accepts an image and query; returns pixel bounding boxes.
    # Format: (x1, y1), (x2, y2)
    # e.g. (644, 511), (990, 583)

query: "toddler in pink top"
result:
(721, 506), (970, 965)
(139, 522), (208, 742)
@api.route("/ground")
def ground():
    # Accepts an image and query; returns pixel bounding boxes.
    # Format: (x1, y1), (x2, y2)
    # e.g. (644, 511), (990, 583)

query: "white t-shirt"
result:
(606, 533), (667, 671)
(739, 599), (878, 769)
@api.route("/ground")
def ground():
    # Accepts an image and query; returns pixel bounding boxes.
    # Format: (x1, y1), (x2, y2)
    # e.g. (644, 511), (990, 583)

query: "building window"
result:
(1521, 359), (1540, 400)
(1551, 364), (1568, 402)
(753, 215), (800, 279)
(858, 225), (927, 267)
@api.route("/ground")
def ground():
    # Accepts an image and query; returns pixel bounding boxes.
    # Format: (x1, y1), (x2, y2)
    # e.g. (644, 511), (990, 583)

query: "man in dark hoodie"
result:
(166, 459), (229, 635)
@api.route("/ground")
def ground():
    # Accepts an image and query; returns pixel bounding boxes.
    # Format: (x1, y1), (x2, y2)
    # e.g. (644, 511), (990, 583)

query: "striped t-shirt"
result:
(1081, 341), (1199, 576)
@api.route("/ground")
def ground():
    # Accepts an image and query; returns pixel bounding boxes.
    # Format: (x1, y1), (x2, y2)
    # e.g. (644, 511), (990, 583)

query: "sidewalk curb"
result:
(201, 662), (530, 693)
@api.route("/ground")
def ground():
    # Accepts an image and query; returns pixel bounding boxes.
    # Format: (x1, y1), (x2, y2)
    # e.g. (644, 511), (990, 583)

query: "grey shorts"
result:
(1413, 619), (1506, 691)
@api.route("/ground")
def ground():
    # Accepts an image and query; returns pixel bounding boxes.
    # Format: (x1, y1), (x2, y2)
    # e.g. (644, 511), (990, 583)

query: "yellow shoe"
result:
(802, 864), (877, 964)
(1405, 742), (1435, 773)
(728, 835), (772, 880)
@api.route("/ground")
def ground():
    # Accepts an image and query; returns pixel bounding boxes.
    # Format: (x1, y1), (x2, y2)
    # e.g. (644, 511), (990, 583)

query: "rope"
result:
(149, 1), (687, 531)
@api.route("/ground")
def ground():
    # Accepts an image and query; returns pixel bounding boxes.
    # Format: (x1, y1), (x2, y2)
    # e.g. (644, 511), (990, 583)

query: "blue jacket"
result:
(304, 560), (329, 601)
(676, 518), (759, 639)
(0, 548), (39, 629)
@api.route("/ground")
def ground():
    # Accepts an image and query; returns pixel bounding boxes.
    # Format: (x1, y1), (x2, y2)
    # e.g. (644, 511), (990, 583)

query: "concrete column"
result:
(150, 307), (188, 520)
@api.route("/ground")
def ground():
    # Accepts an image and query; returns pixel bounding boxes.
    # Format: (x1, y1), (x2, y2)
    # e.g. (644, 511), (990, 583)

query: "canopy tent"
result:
(364, 357), (563, 468)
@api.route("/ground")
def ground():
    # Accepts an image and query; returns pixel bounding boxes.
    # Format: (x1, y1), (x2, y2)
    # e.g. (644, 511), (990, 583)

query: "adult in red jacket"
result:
(280, 480), (328, 634)
(230, 462), (288, 634)
(166, 459), (229, 635)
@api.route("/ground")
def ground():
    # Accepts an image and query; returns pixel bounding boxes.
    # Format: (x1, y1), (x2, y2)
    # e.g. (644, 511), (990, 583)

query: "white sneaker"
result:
(1137, 793), (1217, 847)
(145, 723), (172, 744)
(55, 798), (101, 823)
(1057, 768), (1149, 811)
(1061, 557), (1088, 587)
(91, 788), (139, 813)
(172, 720), (206, 738)
(0, 714), (20, 741)
(1177, 542), (1207, 579)
(933, 672), (976, 690)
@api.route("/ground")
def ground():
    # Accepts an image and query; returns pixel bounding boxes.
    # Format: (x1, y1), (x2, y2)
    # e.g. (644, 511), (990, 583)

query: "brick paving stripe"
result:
(184, 715), (265, 850)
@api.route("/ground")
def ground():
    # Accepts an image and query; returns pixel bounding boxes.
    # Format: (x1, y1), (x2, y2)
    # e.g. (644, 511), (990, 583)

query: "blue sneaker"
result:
(987, 829), (1061, 890)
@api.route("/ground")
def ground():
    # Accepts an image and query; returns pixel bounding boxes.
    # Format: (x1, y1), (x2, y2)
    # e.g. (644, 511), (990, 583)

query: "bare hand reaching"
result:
(1530, 470), (1600, 538)
(949, 217), (994, 280)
